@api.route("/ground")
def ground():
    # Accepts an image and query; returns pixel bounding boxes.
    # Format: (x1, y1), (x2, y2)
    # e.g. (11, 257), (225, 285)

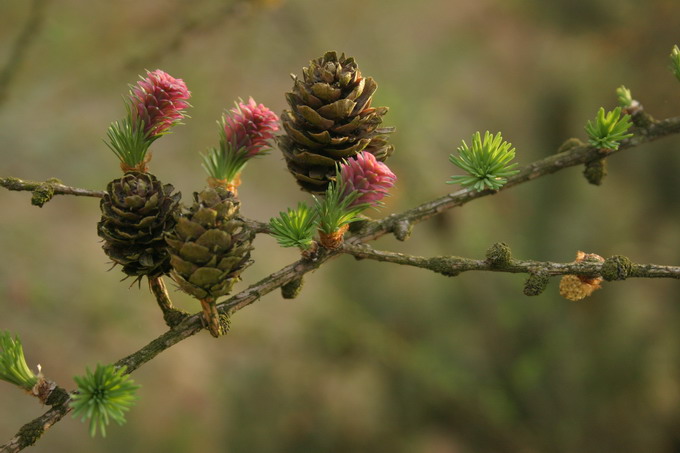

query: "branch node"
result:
(393, 219), (413, 241)
(485, 242), (512, 267)
(16, 419), (45, 449)
(583, 158), (607, 186)
(31, 377), (56, 404)
(164, 309), (190, 328)
(601, 255), (633, 281)
(300, 241), (320, 261)
(44, 386), (69, 406)
(281, 277), (304, 299)
(31, 183), (55, 207)
(523, 271), (550, 296)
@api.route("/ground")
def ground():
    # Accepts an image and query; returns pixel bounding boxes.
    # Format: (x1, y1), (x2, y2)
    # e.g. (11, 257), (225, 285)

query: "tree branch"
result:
(0, 177), (104, 199)
(341, 243), (680, 280)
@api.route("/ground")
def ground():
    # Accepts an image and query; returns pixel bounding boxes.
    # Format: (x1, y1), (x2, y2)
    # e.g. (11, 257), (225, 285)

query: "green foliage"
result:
(448, 131), (519, 191)
(671, 45), (680, 82)
(314, 172), (369, 235)
(616, 85), (633, 108)
(269, 202), (318, 249)
(0, 331), (38, 390)
(201, 145), (249, 183)
(105, 116), (155, 169)
(201, 115), (250, 183)
(70, 364), (139, 438)
(585, 107), (633, 150)
(272, 168), (377, 245)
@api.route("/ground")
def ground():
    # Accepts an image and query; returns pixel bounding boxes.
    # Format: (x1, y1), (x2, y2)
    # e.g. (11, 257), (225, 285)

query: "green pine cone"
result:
(97, 172), (181, 279)
(278, 51), (395, 193)
(165, 187), (254, 300)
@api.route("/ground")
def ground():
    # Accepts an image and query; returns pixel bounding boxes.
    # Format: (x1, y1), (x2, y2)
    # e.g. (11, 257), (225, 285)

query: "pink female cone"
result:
(224, 97), (280, 158)
(131, 69), (191, 138)
(340, 151), (397, 207)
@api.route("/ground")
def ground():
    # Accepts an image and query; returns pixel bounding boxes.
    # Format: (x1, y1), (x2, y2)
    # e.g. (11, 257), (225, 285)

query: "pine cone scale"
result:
(295, 106), (335, 130)
(169, 255), (197, 274)
(195, 229), (232, 251)
(311, 83), (341, 102)
(174, 217), (205, 240)
(316, 99), (356, 119)
(180, 242), (213, 264)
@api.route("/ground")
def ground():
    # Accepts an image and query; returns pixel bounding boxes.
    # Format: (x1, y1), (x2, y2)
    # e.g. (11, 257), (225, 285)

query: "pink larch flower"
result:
(224, 97), (279, 157)
(131, 69), (191, 137)
(341, 151), (397, 207)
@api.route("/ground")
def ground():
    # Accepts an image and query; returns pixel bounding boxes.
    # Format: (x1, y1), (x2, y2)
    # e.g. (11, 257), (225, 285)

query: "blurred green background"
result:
(2, 0), (680, 451)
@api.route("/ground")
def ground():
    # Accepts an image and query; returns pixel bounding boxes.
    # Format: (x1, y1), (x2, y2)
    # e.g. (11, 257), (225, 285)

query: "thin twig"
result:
(0, 0), (49, 106)
(341, 244), (680, 280)
(0, 177), (105, 198)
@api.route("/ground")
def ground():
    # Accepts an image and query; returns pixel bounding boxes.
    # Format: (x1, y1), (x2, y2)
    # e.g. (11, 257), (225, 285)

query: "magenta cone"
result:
(341, 151), (396, 207)
(224, 97), (279, 157)
(131, 69), (191, 137)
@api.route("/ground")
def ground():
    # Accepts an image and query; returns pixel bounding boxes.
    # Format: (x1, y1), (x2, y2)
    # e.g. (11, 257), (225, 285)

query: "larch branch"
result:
(0, 177), (105, 199)
(3, 113), (680, 450)
(341, 244), (680, 280)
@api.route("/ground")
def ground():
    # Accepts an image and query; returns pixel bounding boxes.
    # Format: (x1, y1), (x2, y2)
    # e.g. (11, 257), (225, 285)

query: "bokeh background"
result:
(2, 0), (680, 452)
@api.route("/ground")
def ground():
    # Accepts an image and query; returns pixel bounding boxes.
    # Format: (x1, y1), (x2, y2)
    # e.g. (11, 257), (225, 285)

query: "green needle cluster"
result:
(585, 107), (633, 150)
(448, 131), (519, 191)
(671, 45), (680, 82)
(70, 364), (139, 437)
(270, 170), (372, 249)
(269, 202), (319, 249)
(105, 116), (155, 170)
(201, 144), (249, 183)
(313, 174), (368, 236)
(201, 114), (251, 183)
(616, 85), (633, 108)
(0, 331), (39, 390)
